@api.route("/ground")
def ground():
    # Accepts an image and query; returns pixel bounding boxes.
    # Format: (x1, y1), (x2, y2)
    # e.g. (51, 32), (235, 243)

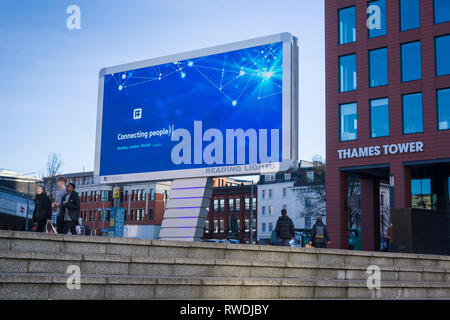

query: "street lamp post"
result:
(250, 181), (254, 244)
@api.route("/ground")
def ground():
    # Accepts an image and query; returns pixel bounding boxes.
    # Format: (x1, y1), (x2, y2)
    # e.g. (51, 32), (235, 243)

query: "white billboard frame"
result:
(94, 33), (298, 184)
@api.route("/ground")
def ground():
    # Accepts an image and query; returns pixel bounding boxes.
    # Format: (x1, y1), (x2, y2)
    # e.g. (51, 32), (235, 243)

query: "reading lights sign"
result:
(94, 33), (298, 183)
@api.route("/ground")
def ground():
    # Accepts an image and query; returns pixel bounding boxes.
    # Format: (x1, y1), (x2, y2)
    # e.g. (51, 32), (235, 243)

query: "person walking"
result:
(52, 176), (67, 233)
(32, 186), (52, 232)
(275, 209), (295, 246)
(60, 183), (80, 235)
(309, 216), (330, 248)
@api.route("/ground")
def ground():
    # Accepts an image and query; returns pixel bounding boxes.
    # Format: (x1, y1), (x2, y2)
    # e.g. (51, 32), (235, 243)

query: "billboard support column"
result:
(159, 177), (214, 241)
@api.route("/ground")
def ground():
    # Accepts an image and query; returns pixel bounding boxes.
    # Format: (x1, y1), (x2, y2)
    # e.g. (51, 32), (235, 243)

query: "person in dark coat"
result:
(32, 186), (52, 232)
(309, 216), (330, 248)
(275, 209), (295, 246)
(59, 183), (80, 235)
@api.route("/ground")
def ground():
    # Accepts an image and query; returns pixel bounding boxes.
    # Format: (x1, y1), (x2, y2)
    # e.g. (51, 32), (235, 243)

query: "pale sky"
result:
(0, 0), (325, 176)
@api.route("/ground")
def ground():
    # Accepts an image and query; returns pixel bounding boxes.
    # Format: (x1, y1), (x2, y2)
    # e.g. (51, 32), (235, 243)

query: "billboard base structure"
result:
(158, 177), (213, 241)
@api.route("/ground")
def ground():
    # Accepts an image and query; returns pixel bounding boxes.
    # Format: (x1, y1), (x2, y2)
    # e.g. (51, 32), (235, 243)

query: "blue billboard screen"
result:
(97, 36), (294, 181)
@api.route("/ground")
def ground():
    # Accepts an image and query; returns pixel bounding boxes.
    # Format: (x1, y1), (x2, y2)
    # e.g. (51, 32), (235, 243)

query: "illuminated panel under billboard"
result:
(95, 33), (298, 183)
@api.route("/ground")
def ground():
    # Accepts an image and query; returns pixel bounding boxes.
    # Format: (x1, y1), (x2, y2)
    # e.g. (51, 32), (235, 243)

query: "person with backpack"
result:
(275, 209), (295, 246)
(309, 216), (330, 248)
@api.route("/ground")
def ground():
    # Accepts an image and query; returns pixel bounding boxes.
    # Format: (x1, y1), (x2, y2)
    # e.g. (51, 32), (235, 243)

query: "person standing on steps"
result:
(60, 183), (80, 235)
(52, 176), (67, 233)
(275, 209), (295, 246)
(309, 216), (330, 248)
(32, 186), (52, 232)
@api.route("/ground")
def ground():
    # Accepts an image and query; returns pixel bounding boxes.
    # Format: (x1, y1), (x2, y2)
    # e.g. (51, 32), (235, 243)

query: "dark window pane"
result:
(401, 41), (422, 81)
(400, 0), (420, 31)
(339, 54), (357, 92)
(436, 35), (450, 76)
(369, 48), (388, 87)
(339, 6), (356, 45)
(402, 93), (423, 134)
(368, 0), (387, 38)
(370, 98), (389, 138)
(434, 0), (450, 24)
(340, 102), (357, 141)
(437, 88), (450, 130)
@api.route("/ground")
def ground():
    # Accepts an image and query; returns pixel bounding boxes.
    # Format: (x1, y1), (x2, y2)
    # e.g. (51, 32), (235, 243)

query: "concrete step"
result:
(1, 250), (448, 282)
(1, 272), (449, 299)
(2, 231), (450, 269)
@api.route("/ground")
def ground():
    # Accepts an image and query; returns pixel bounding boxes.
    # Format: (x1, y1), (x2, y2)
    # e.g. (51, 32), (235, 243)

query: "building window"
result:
(213, 220), (218, 233)
(339, 6), (356, 45)
(262, 189), (266, 199)
(402, 93), (423, 134)
(268, 222), (273, 232)
(339, 102), (357, 141)
(370, 97), (390, 138)
(269, 206), (273, 215)
(124, 190), (128, 201)
(339, 54), (357, 92)
(219, 219), (224, 233)
(305, 198), (311, 209)
(244, 219), (250, 232)
(435, 35), (450, 77)
(401, 41), (422, 82)
(101, 190), (109, 202)
(368, 0), (387, 38)
(434, 0), (450, 24)
(262, 223), (266, 232)
(205, 220), (209, 233)
(400, 0), (420, 31)
(148, 208), (154, 221)
(437, 88), (450, 130)
(244, 198), (250, 211)
(369, 47), (388, 87)
(124, 210), (127, 221)
(252, 198), (256, 211)
(150, 188), (155, 200)
(262, 206), (266, 215)
(307, 171), (314, 183)
(219, 199), (225, 212)
(268, 189), (273, 198)
(236, 198), (240, 211)
(411, 178), (431, 210)
(282, 187), (287, 197)
(228, 198), (234, 211)
(305, 216), (312, 229)
(213, 199), (219, 212)
(284, 173), (291, 180)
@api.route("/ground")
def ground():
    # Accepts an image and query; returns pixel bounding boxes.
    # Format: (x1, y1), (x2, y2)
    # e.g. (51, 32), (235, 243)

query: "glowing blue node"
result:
(232, 100), (237, 106)
(188, 61), (194, 67)
(239, 70), (245, 76)
(181, 72), (186, 78)
(118, 85), (123, 91)
(122, 74), (126, 79)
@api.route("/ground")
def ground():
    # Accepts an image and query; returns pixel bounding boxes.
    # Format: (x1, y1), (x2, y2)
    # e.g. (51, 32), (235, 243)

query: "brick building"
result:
(45, 172), (170, 238)
(325, 0), (450, 251)
(203, 184), (257, 244)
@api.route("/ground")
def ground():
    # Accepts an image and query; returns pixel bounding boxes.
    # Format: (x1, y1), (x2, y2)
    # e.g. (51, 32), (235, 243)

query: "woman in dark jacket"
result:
(32, 186), (52, 232)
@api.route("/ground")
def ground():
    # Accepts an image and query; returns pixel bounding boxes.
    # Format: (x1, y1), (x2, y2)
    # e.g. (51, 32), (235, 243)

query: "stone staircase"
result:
(0, 230), (449, 299)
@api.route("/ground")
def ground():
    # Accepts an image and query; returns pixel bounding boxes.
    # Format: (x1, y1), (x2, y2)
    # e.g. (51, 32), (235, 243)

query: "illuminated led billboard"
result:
(94, 33), (298, 183)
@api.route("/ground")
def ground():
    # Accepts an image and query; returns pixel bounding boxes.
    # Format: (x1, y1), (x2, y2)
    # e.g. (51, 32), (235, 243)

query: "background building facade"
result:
(326, 0), (450, 251)
(45, 172), (170, 239)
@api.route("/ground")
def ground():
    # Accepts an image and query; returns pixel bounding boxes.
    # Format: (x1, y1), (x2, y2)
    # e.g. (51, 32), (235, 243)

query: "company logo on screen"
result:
(100, 41), (284, 176)
(133, 108), (142, 120)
